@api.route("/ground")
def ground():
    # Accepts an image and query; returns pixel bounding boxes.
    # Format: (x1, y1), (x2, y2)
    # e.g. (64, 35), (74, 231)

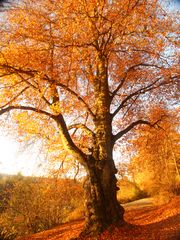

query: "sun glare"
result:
(0, 134), (44, 176)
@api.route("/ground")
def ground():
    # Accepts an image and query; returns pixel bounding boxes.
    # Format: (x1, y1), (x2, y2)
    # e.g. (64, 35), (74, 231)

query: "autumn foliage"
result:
(0, 0), (179, 237)
(17, 196), (180, 240)
(0, 175), (83, 239)
(129, 106), (180, 198)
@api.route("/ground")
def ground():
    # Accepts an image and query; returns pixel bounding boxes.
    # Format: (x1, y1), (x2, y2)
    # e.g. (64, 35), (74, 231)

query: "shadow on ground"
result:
(17, 196), (180, 240)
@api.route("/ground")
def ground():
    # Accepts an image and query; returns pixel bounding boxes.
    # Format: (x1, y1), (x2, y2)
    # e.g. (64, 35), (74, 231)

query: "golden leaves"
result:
(50, 102), (61, 114)
(0, 0), (178, 169)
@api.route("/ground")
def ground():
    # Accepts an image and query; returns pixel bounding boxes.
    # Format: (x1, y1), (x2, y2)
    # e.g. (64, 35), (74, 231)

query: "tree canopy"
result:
(0, 0), (179, 236)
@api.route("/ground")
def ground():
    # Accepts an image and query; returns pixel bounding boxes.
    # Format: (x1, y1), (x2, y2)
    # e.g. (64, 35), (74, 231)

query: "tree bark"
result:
(81, 158), (125, 236)
(76, 53), (124, 237)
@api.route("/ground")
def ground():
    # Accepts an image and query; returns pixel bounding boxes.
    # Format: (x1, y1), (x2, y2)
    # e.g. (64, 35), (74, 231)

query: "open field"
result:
(18, 196), (180, 240)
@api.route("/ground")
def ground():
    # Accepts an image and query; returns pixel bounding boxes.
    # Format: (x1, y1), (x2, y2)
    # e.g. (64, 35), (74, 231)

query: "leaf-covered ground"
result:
(17, 196), (180, 240)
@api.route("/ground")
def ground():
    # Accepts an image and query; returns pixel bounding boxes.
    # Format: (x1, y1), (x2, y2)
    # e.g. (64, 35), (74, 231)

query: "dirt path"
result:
(122, 197), (154, 209)
(18, 196), (180, 240)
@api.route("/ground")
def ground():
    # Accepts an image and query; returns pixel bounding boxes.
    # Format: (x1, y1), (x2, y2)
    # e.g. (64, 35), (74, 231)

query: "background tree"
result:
(0, 0), (179, 236)
(116, 162), (145, 203)
(0, 176), (83, 239)
(129, 106), (180, 197)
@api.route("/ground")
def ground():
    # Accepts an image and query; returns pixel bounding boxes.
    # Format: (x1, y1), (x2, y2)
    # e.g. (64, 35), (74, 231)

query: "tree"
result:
(129, 106), (180, 196)
(0, 176), (83, 238)
(0, 0), (179, 236)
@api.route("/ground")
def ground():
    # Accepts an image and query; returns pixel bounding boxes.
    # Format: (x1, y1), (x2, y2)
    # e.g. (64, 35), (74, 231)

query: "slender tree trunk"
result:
(81, 158), (125, 236)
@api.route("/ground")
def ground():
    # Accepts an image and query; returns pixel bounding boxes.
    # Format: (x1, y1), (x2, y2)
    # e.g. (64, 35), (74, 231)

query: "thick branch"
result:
(0, 105), (88, 167)
(0, 105), (55, 119)
(113, 117), (166, 145)
(54, 114), (88, 167)
(113, 120), (150, 144)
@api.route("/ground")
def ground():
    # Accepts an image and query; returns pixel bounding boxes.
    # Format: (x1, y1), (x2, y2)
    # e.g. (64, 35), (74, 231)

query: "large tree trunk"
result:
(77, 53), (125, 236)
(81, 158), (125, 236)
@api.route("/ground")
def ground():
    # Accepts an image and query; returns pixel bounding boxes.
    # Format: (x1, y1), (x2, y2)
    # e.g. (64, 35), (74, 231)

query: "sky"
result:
(0, 0), (179, 177)
(0, 133), (46, 176)
(175, 0), (180, 7)
(170, 0), (180, 9)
